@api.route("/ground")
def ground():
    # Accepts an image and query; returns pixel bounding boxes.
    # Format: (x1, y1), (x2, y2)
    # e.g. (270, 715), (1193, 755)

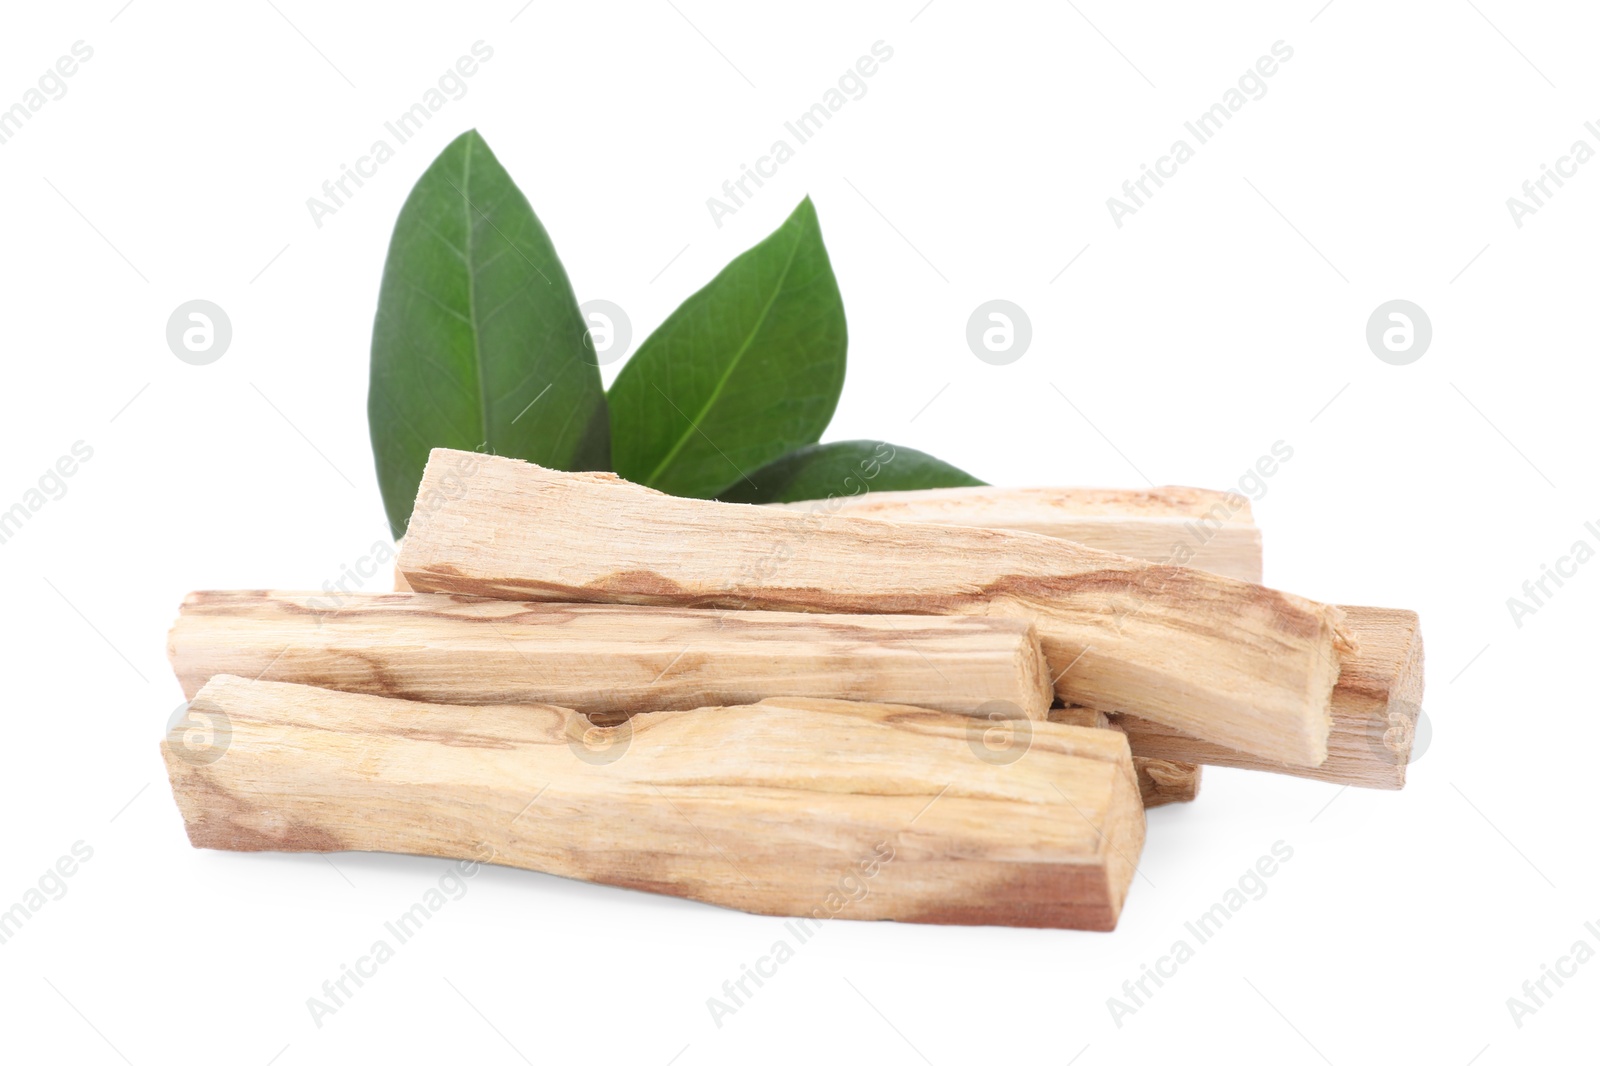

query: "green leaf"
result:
(609, 197), (846, 499)
(369, 129), (608, 537)
(717, 440), (985, 504)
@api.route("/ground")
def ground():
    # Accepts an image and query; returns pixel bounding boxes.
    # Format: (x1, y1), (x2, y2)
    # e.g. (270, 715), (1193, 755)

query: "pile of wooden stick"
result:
(162, 449), (1423, 931)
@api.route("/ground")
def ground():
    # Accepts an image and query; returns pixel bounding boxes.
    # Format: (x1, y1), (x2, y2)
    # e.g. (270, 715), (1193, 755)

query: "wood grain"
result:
(163, 676), (1147, 930)
(1111, 606), (1424, 789)
(168, 589), (1052, 720)
(1045, 706), (1200, 806)
(769, 485), (1262, 581)
(845, 493), (1427, 789)
(397, 449), (1352, 767)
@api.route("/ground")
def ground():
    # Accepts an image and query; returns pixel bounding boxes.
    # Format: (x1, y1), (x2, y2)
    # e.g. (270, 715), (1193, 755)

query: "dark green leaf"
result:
(608, 197), (846, 498)
(717, 440), (985, 504)
(369, 129), (608, 537)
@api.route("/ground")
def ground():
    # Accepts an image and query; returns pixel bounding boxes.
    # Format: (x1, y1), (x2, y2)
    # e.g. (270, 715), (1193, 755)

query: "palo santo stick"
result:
(1046, 706), (1200, 807)
(769, 486), (1262, 582)
(1110, 606), (1424, 789)
(164, 676), (1147, 931)
(839, 495), (1426, 789)
(168, 590), (1052, 720)
(398, 450), (1352, 767)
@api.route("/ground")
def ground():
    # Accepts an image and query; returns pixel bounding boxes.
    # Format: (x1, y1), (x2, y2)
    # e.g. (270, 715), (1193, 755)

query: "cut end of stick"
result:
(1109, 606), (1424, 789)
(1133, 759), (1201, 808)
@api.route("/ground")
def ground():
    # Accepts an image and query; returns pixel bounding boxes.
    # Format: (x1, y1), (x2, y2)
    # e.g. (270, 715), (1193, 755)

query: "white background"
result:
(1, 1), (1595, 1062)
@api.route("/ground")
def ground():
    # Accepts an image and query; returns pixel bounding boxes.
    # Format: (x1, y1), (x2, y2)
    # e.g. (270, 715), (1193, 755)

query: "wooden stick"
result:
(839, 494), (1427, 790)
(769, 486), (1262, 581)
(398, 450), (1352, 767)
(168, 590), (1052, 720)
(164, 676), (1147, 930)
(1110, 606), (1424, 789)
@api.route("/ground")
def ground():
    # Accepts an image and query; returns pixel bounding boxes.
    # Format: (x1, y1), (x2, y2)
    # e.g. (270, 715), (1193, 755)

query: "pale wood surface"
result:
(398, 450), (1352, 767)
(168, 590), (1052, 720)
(769, 486), (1262, 582)
(1111, 606), (1424, 789)
(849, 492), (1427, 789)
(1048, 706), (1112, 730)
(164, 676), (1147, 930)
(1045, 706), (1200, 806)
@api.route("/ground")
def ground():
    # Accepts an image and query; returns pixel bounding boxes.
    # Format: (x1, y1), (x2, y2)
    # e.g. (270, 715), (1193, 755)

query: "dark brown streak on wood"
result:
(416, 562), (1343, 656)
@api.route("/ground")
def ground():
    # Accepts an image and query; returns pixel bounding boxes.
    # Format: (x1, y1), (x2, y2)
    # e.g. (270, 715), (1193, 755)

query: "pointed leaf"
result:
(609, 197), (846, 498)
(717, 440), (985, 504)
(369, 129), (608, 537)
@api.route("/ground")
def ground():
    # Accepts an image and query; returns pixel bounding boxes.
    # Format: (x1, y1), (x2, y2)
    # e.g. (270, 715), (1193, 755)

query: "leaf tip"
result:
(448, 127), (485, 153)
